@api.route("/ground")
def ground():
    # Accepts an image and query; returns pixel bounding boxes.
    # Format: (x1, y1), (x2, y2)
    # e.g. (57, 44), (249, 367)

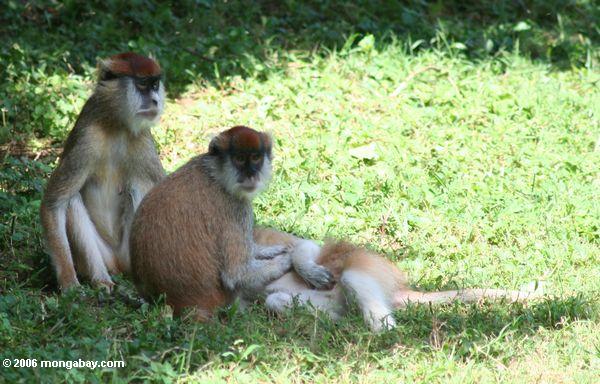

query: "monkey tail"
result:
(392, 285), (544, 309)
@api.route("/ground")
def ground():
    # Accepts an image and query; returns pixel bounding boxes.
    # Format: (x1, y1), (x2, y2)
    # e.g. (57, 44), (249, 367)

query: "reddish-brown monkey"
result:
(40, 53), (166, 291)
(130, 126), (295, 318)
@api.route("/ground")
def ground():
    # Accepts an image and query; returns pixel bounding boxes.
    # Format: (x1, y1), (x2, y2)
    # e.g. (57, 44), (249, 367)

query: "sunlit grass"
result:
(1, 30), (599, 384)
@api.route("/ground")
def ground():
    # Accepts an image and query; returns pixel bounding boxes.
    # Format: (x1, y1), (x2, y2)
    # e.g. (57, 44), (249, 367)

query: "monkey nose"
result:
(239, 175), (257, 187)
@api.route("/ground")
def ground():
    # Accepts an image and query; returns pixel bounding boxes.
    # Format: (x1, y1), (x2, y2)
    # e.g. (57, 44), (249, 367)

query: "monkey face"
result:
(96, 53), (165, 132)
(124, 76), (165, 128)
(208, 126), (273, 201)
(223, 150), (272, 200)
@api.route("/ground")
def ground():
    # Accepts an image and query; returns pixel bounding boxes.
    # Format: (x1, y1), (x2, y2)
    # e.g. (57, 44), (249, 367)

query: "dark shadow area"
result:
(239, 294), (598, 360)
(1, 1), (598, 143)
(2, 278), (596, 369)
(149, 293), (599, 371)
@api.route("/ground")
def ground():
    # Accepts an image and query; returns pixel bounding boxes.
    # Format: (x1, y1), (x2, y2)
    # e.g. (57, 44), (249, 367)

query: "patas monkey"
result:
(130, 126), (295, 319)
(254, 228), (542, 332)
(40, 53), (166, 291)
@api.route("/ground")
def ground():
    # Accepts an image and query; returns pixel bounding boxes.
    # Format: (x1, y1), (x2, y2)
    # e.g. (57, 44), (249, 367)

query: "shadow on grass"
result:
(3, 1), (598, 90)
(0, 285), (595, 382)
(1, 262), (596, 374)
(1, 0), (598, 144)
(240, 294), (598, 361)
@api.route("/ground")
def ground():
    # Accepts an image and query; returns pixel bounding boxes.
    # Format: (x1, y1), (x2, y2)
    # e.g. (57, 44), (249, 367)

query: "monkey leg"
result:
(115, 206), (133, 274)
(265, 271), (309, 295)
(41, 201), (80, 290)
(340, 269), (397, 332)
(265, 292), (295, 312)
(66, 193), (114, 289)
(265, 288), (345, 321)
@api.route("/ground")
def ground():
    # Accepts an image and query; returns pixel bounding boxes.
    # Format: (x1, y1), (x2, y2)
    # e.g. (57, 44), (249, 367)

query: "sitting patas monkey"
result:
(40, 53), (166, 291)
(130, 126), (296, 319)
(254, 228), (542, 332)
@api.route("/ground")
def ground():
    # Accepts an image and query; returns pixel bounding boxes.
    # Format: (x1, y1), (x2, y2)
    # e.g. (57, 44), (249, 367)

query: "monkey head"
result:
(97, 52), (165, 132)
(208, 126), (273, 200)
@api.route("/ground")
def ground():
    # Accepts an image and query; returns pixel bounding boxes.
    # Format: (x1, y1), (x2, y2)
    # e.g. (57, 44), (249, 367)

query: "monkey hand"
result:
(255, 244), (292, 260)
(272, 252), (293, 273)
(300, 264), (334, 290)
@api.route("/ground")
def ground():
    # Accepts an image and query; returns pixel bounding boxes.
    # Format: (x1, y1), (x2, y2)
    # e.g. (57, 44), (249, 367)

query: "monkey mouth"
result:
(238, 179), (259, 192)
(137, 110), (158, 119)
(239, 184), (257, 192)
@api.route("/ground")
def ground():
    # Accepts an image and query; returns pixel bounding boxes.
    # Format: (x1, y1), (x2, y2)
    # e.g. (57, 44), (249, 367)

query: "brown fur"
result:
(130, 128), (290, 317)
(105, 52), (162, 77)
(258, 228), (542, 331)
(208, 125), (272, 156)
(254, 227), (298, 247)
(130, 155), (243, 313)
(40, 53), (165, 291)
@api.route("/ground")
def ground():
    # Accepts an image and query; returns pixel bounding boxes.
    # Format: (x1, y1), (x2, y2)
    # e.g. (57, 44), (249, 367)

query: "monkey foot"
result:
(59, 277), (81, 293)
(265, 292), (294, 312)
(301, 265), (335, 290)
(92, 278), (115, 293)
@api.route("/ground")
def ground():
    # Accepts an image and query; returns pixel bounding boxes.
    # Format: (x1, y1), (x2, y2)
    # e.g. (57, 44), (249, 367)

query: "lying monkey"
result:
(254, 228), (543, 332)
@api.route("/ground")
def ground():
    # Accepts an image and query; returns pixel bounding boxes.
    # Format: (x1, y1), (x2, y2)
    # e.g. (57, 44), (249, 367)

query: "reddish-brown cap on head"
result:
(209, 126), (272, 156)
(100, 52), (161, 78)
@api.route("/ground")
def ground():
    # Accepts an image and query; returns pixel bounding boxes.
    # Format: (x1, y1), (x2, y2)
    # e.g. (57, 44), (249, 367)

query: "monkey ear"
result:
(260, 132), (273, 158)
(97, 58), (116, 82)
(208, 134), (226, 156)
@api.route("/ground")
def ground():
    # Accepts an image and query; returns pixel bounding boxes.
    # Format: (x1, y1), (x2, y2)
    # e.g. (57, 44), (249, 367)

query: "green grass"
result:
(1, 1), (600, 383)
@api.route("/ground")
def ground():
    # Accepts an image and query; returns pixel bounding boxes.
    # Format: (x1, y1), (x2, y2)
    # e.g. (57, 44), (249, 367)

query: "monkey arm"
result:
(140, 132), (167, 184)
(253, 244), (289, 259)
(252, 228), (334, 289)
(40, 144), (96, 290)
(219, 227), (292, 296)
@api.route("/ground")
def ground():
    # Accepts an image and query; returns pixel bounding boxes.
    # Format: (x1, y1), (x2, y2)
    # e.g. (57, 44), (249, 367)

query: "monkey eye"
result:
(250, 153), (262, 163)
(232, 155), (246, 166)
(134, 80), (148, 91)
(148, 79), (160, 91)
(135, 77), (160, 92)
